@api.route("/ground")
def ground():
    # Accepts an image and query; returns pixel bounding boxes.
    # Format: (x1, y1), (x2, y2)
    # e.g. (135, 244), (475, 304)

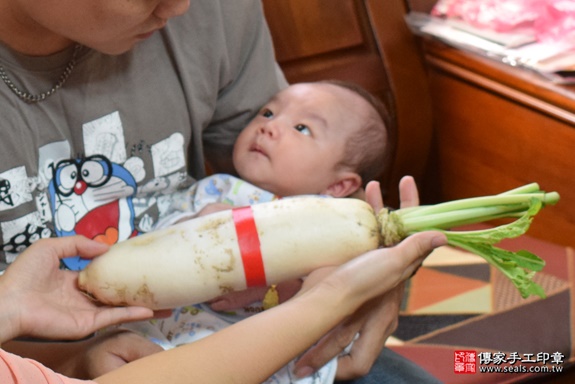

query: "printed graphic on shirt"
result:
(0, 166), (34, 212)
(83, 111), (128, 165)
(48, 154), (139, 270)
(0, 111), (189, 271)
(151, 133), (186, 177)
(1, 212), (51, 264)
(0, 166), (51, 265)
(0, 178), (13, 208)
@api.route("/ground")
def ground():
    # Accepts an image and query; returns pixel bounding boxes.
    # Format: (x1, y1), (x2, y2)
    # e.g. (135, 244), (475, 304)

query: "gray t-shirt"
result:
(0, 0), (286, 270)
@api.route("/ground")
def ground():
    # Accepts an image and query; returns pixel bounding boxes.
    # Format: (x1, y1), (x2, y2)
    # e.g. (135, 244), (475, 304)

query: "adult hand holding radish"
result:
(0, 236), (153, 345)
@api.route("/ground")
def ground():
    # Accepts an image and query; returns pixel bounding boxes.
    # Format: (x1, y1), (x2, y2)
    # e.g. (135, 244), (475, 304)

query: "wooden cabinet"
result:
(262, 0), (434, 208)
(403, 0), (574, 245)
(421, 39), (575, 247)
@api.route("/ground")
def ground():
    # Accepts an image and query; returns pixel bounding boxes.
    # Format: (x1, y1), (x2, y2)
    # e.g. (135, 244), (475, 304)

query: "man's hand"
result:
(293, 283), (404, 379)
(3, 330), (166, 379)
(75, 330), (164, 379)
(208, 279), (303, 311)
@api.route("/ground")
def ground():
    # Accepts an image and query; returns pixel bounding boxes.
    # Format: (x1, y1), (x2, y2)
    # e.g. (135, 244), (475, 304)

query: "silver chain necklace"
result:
(0, 44), (82, 103)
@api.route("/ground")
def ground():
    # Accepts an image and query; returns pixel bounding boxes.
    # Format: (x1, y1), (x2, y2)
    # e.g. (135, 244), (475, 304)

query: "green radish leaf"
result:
(385, 185), (559, 300)
(447, 239), (546, 299)
(513, 250), (546, 272)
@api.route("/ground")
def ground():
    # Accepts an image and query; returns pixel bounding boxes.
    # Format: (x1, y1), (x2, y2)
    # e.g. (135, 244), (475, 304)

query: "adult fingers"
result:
(365, 181), (383, 212)
(28, 236), (110, 261)
(339, 231), (446, 299)
(335, 286), (403, 380)
(398, 176), (419, 209)
(391, 231), (446, 282)
(208, 287), (269, 311)
(92, 307), (154, 332)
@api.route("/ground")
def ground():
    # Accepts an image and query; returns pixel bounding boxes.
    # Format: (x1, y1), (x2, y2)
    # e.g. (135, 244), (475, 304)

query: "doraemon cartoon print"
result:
(48, 155), (139, 270)
(0, 111), (189, 271)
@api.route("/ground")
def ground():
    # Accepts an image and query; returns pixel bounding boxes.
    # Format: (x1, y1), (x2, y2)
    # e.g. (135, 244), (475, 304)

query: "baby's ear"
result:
(322, 172), (362, 198)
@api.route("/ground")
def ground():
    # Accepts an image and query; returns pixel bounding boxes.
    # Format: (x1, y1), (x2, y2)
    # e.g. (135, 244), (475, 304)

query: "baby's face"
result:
(232, 83), (370, 197)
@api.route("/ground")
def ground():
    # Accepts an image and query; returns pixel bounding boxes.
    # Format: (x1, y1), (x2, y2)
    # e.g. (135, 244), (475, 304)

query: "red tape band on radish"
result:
(232, 206), (266, 287)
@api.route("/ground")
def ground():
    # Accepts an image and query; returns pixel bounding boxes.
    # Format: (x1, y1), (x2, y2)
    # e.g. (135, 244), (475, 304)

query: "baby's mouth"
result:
(250, 143), (268, 158)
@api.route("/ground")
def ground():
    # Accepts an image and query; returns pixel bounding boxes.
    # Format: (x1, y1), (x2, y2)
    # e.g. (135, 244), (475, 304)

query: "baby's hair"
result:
(318, 79), (395, 187)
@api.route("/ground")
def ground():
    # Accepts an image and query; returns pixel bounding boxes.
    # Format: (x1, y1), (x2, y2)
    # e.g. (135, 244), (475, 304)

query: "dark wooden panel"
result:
(262, 0), (364, 62)
(423, 42), (575, 246)
(407, 0), (438, 13)
(366, 0), (434, 207)
(262, 0), (389, 105)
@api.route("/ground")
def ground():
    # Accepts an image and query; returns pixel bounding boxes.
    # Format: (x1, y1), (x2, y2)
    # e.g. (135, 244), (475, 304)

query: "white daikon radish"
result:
(78, 184), (559, 308)
(78, 197), (379, 310)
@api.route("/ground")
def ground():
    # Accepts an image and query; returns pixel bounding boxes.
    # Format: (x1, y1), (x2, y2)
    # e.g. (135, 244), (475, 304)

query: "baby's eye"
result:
(262, 108), (273, 118)
(294, 124), (311, 136)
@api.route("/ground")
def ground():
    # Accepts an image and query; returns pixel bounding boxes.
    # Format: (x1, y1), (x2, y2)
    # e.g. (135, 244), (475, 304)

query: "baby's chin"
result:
(235, 171), (275, 193)
(235, 168), (315, 197)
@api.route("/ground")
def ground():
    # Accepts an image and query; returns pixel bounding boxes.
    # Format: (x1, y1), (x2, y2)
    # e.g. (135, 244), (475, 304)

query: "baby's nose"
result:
(259, 121), (280, 138)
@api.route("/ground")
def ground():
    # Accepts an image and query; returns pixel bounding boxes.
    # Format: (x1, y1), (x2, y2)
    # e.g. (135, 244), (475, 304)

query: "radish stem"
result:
(377, 185), (559, 299)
